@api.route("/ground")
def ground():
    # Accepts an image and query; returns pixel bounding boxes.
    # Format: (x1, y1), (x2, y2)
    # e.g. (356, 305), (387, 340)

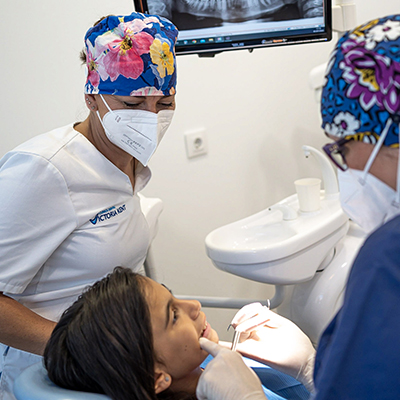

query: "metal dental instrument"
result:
(230, 301), (271, 351)
(230, 316), (270, 351)
(231, 330), (241, 351)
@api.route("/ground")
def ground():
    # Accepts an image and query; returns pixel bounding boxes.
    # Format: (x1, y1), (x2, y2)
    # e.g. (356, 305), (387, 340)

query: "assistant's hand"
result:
(232, 304), (315, 392)
(196, 338), (266, 400)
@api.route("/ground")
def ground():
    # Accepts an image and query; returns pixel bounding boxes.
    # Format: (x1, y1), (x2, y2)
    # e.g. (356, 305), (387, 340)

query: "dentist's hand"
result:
(231, 303), (315, 392)
(196, 338), (266, 400)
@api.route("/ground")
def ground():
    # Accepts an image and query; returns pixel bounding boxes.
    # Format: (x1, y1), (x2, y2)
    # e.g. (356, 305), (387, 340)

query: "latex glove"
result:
(196, 338), (266, 400)
(231, 303), (315, 392)
(231, 302), (272, 335)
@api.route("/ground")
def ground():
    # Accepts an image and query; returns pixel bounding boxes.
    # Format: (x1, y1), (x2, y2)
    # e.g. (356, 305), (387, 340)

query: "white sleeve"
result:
(0, 152), (77, 293)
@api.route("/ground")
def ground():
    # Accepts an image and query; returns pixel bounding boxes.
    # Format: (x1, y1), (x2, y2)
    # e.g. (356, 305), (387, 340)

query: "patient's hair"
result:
(44, 267), (194, 400)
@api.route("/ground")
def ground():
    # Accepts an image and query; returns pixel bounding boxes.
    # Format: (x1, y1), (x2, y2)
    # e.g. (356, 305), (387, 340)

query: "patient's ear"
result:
(154, 366), (172, 394)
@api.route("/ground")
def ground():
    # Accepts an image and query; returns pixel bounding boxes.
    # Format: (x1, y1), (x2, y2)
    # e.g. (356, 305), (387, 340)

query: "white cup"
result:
(294, 178), (321, 212)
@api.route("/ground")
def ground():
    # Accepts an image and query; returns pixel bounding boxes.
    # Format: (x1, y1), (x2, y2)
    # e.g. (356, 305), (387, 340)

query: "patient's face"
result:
(144, 278), (219, 380)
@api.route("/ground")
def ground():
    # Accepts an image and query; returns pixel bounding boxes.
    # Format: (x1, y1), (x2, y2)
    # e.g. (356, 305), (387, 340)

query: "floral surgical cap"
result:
(83, 12), (178, 97)
(321, 14), (400, 147)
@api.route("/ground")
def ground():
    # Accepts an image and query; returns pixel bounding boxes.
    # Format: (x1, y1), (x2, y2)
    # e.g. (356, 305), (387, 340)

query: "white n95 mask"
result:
(97, 94), (174, 166)
(337, 117), (400, 235)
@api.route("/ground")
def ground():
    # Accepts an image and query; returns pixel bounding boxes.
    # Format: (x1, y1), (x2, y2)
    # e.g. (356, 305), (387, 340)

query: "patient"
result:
(44, 268), (309, 400)
(44, 267), (217, 400)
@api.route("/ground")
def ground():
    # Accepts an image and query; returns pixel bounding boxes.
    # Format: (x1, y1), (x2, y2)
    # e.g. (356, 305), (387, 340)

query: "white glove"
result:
(196, 337), (266, 400)
(231, 303), (315, 392)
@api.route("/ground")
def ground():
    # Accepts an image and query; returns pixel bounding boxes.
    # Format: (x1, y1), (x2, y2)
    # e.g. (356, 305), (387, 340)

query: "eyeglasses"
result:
(322, 137), (354, 171)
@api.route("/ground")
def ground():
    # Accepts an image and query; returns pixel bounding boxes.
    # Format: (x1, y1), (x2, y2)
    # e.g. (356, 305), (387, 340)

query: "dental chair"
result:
(14, 362), (110, 400)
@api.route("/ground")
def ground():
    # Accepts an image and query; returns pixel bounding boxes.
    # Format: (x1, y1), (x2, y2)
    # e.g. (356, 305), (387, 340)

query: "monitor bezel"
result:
(134, 0), (332, 56)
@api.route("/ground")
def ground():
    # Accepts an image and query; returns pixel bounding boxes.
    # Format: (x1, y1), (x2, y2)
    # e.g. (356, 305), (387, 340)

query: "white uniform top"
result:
(0, 124), (152, 399)
(0, 123), (151, 319)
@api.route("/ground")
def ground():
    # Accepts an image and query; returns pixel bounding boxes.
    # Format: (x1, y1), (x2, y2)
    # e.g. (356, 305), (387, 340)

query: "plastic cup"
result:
(294, 178), (321, 212)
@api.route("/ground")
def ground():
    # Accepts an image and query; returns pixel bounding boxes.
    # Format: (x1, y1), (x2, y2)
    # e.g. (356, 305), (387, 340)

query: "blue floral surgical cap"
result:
(321, 14), (400, 147)
(84, 12), (178, 97)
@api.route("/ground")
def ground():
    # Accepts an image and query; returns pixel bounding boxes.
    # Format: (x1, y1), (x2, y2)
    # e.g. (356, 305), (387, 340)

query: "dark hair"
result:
(44, 268), (195, 400)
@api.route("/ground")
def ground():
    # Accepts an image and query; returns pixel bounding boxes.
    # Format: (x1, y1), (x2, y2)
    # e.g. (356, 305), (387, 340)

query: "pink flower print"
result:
(143, 16), (164, 26)
(130, 86), (164, 96)
(100, 22), (154, 82)
(87, 61), (99, 88)
(85, 39), (109, 89)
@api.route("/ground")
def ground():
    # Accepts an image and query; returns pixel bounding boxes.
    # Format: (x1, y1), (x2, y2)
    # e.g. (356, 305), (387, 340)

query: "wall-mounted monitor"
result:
(133, 0), (332, 56)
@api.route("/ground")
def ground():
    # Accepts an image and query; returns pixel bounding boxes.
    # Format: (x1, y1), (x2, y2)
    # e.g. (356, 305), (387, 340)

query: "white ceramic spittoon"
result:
(205, 145), (366, 344)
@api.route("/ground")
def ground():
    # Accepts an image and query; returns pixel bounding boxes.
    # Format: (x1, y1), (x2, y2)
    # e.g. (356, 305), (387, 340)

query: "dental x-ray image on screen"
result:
(134, 0), (332, 56)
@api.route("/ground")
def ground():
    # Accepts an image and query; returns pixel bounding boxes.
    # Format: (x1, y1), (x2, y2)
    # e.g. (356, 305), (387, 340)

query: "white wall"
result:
(1, 0), (399, 340)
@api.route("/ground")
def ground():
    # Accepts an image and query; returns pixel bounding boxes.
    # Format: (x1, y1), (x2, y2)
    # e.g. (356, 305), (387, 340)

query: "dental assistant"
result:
(0, 12), (178, 400)
(197, 14), (400, 400)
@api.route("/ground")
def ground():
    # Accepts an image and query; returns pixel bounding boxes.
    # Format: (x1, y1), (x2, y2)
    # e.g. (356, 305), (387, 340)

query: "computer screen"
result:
(133, 0), (332, 56)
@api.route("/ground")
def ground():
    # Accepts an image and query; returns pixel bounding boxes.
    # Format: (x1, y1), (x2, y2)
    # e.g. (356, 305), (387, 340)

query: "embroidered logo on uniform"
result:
(90, 204), (126, 225)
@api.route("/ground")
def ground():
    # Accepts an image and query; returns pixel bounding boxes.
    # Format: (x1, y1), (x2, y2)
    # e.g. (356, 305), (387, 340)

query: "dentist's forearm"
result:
(0, 293), (56, 355)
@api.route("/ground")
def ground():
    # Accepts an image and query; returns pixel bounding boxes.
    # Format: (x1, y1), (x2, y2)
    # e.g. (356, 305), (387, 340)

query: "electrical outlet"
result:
(184, 129), (208, 159)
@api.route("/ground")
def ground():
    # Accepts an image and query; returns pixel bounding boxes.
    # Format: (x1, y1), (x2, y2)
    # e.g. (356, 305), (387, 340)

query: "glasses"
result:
(322, 137), (353, 171)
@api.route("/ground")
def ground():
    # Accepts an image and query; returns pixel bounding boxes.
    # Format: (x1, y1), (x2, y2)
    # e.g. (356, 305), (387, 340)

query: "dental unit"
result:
(205, 145), (366, 344)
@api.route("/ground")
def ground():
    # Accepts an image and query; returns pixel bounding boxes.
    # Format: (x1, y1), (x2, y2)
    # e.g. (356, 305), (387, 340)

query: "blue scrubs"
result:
(201, 356), (310, 400)
(314, 215), (400, 399)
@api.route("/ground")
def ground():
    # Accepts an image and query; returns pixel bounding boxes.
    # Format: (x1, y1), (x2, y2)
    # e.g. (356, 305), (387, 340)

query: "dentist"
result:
(197, 14), (400, 400)
(0, 12), (178, 400)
